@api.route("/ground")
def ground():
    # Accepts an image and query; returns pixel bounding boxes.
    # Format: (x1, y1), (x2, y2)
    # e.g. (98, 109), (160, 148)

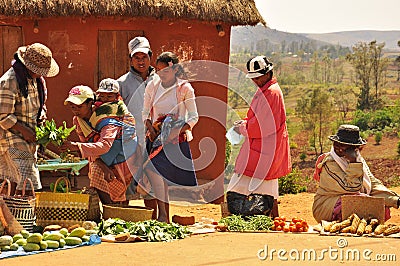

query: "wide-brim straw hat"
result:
(328, 124), (367, 146)
(17, 43), (59, 77)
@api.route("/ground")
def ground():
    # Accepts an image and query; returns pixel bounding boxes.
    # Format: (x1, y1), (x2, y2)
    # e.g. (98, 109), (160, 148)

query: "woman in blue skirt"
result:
(142, 52), (198, 222)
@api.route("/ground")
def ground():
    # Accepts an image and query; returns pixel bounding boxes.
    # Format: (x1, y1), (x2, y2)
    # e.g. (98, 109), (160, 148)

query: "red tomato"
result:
(276, 225), (282, 231)
(295, 222), (302, 229)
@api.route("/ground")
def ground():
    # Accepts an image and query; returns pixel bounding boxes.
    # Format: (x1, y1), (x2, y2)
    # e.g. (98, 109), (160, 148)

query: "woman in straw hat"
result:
(0, 43), (59, 195)
(312, 124), (400, 222)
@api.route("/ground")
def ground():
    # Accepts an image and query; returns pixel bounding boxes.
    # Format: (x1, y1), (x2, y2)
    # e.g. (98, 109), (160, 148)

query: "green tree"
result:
(296, 87), (335, 155)
(346, 41), (388, 110)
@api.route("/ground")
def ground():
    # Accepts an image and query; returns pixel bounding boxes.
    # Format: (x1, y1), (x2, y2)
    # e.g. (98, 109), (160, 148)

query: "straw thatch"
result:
(0, 0), (265, 26)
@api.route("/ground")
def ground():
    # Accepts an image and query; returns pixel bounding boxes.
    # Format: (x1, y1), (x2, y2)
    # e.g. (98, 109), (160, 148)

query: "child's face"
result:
(97, 92), (118, 103)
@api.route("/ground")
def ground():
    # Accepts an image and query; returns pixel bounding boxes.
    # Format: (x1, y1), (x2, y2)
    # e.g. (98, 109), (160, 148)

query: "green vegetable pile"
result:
(219, 215), (273, 231)
(36, 119), (76, 146)
(98, 218), (191, 242)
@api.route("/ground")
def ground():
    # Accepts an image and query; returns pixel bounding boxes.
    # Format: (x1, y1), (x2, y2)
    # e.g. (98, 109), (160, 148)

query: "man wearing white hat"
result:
(0, 43), (59, 195)
(117, 36), (158, 217)
(227, 56), (291, 218)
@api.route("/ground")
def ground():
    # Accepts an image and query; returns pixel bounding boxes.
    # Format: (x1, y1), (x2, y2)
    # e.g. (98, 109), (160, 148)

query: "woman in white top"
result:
(142, 52), (198, 222)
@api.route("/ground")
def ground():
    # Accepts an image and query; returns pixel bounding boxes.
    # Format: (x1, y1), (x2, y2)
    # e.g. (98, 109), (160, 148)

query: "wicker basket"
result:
(102, 204), (153, 222)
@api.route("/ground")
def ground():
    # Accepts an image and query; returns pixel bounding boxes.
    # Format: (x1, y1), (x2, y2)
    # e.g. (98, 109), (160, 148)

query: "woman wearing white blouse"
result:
(142, 52), (198, 222)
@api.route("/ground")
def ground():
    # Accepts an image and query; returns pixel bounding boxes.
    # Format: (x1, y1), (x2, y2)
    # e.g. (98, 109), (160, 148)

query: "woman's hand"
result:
(145, 119), (158, 142)
(233, 120), (244, 134)
(95, 159), (115, 182)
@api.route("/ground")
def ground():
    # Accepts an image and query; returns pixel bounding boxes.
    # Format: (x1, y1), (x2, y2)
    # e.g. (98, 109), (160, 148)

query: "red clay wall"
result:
(1, 17), (231, 202)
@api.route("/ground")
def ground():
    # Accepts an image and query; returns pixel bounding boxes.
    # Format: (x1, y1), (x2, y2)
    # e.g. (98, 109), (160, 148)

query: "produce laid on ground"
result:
(218, 215), (273, 232)
(271, 216), (310, 233)
(318, 213), (400, 237)
(0, 222), (98, 254)
(98, 218), (191, 242)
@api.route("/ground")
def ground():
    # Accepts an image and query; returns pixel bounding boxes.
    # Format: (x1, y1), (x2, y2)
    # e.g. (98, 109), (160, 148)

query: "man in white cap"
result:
(227, 56), (291, 218)
(0, 43), (59, 195)
(117, 36), (158, 216)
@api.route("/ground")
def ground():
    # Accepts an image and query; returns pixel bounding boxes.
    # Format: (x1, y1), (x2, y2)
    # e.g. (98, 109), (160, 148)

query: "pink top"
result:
(234, 77), (291, 180)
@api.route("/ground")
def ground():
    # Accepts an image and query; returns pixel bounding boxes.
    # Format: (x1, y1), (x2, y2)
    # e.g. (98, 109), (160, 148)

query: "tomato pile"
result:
(272, 216), (309, 233)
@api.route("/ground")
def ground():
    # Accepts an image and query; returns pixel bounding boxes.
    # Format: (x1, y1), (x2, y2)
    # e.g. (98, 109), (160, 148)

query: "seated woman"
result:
(61, 85), (139, 205)
(312, 124), (400, 223)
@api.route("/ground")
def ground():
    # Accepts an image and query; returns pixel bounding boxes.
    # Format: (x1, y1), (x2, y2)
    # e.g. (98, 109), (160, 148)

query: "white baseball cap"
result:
(245, 56), (274, 79)
(128, 37), (151, 57)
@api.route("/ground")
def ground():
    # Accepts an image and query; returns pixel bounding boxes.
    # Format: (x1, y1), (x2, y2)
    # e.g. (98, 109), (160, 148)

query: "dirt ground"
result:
(5, 188), (400, 266)
(4, 133), (400, 265)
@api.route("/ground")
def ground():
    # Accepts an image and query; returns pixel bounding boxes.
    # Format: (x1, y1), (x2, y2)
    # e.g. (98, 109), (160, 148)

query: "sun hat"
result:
(328, 124), (367, 146)
(64, 85), (95, 105)
(128, 37), (151, 57)
(97, 78), (120, 93)
(17, 43), (59, 77)
(245, 56), (274, 79)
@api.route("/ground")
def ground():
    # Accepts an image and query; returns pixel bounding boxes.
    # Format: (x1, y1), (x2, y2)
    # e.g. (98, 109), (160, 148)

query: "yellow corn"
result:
(324, 221), (337, 232)
(356, 219), (367, 236)
(341, 226), (352, 233)
(330, 219), (351, 233)
(349, 214), (360, 234)
(383, 225), (400, 236)
(374, 224), (388, 235)
(365, 219), (379, 234)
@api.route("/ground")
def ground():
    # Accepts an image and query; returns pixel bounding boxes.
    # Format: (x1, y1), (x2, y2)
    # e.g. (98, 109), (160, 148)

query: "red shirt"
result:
(234, 77), (291, 180)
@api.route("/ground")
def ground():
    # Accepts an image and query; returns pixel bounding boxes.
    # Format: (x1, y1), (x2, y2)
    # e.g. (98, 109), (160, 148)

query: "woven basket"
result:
(1, 179), (36, 232)
(102, 204), (153, 222)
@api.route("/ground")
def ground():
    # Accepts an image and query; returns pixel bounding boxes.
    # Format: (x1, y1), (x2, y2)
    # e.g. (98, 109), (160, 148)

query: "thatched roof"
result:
(0, 0), (265, 26)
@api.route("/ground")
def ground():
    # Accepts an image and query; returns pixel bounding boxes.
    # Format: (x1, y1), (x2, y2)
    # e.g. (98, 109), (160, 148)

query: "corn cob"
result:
(383, 225), (400, 236)
(356, 219), (367, 236)
(330, 219), (351, 233)
(341, 226), (352, 233)
(349, 214), (361, 234)
(374, 224), (388, 235)
(347, 213), (355, 222)
(365, 219), (379, 234)
(324, 221), (337, 232)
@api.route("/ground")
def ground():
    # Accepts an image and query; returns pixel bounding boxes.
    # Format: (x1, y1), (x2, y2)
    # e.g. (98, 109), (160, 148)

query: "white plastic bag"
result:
(225, 127), (243, 145)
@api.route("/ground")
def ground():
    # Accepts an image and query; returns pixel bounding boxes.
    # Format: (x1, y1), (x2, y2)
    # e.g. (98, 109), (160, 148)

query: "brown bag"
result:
(81, 187), (101, 223)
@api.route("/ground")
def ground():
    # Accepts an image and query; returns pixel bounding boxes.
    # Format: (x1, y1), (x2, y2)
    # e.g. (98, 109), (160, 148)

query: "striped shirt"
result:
(0, 68), (45, 152)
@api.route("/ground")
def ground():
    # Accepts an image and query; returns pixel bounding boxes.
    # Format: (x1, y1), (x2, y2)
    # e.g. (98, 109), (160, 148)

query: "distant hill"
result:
(230, 25), (330, 52)
(231, 25), (400, 52)
(304, 30), (400, 50)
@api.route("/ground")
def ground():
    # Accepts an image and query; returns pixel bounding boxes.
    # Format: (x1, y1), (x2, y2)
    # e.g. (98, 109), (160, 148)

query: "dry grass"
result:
(0, 0), (264, 26)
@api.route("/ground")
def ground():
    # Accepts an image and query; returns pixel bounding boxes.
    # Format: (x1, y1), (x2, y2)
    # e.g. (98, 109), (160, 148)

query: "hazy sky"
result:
(254, 0), (400, 33)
